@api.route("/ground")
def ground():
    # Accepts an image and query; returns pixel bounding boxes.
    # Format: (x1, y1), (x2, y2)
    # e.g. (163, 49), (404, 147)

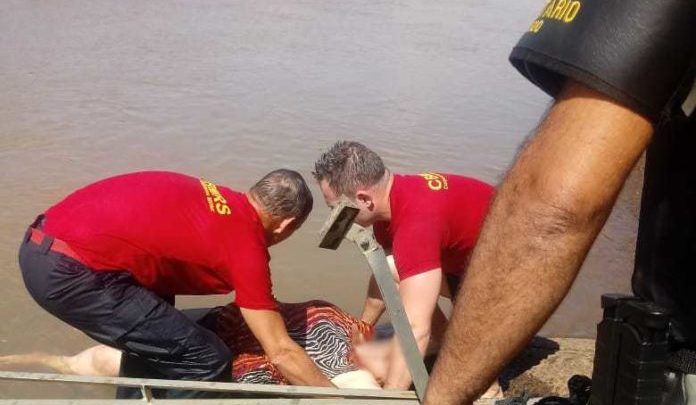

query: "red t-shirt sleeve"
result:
(228, 240), (278, 311)
(392, 218), (444, 280)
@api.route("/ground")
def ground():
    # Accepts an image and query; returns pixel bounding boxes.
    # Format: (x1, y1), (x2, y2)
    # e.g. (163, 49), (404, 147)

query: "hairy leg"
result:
(424, 81), (653, 405)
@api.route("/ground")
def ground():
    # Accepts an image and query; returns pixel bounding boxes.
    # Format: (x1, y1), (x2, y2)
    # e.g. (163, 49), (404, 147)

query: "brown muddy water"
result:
(0, 0), (640, 398)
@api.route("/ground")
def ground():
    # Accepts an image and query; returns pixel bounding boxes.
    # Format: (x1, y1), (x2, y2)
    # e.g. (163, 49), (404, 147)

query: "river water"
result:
(0, 0), (641, 398)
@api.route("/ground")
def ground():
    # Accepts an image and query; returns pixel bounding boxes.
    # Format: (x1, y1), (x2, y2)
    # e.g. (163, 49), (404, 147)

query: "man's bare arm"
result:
(240, 308), (335, 387)
(361, 255), (398, 325)
(361, 274), (386, 325)
(423, 81), (654, 405)
(384, 269), (441, 389)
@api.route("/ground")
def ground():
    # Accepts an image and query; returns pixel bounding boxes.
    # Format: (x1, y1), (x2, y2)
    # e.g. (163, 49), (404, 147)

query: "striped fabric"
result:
(216, 300), (374, 384)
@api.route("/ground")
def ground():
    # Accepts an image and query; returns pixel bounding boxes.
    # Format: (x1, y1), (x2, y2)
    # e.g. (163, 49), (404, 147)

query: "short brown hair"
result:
(249, 169), (313, 223)
(312, 141), (386, 196)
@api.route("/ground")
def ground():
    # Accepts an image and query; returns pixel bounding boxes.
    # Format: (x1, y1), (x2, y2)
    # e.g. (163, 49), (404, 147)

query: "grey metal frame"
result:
(0, 401), (417, 405)
(0, 371), (419, 404)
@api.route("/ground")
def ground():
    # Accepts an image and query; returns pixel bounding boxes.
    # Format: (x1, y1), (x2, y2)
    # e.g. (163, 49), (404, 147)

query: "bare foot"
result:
(0, 345), (120, 376)
(0, 353), (70, 373)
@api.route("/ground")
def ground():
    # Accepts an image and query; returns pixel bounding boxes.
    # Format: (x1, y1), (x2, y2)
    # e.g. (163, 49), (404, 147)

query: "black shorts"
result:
(446, 274), (462, 300)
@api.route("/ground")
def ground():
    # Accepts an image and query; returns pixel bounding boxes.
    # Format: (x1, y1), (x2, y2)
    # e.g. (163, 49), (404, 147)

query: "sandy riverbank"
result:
(499, 337), (595, 398)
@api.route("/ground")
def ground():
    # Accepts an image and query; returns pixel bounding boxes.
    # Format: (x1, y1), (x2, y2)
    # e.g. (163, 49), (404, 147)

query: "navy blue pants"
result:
(18, 221), (232, 398)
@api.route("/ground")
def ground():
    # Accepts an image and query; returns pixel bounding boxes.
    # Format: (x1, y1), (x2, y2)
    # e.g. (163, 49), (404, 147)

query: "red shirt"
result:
(43, 171), (277, 310)
(374, 173), (494, 280)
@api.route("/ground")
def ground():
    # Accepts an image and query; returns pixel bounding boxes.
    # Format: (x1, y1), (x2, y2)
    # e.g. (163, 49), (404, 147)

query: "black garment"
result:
(446, 274), (462, 300)
(633, 110), (696, 347)
(115, 307), (229, 399)
(18, 224), (232, 398)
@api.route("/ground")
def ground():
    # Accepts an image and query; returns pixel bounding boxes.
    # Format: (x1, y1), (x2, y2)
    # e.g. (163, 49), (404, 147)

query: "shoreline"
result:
(500, 337), (595, 398)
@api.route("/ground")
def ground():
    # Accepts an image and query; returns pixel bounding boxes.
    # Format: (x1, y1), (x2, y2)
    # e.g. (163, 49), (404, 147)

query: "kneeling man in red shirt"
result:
(18, 170), (334, 397)
(313, 141), (494, 390)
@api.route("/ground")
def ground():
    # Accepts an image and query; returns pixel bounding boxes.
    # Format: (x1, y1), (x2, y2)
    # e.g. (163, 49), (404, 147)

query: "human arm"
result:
(423, 81), (654, 404)
(240, 307), (335, 387)
(361, 274), (386, 325)
(361, 254), (399, 325)
(231, 241), (333, 387)
(383, 268), (442, 390)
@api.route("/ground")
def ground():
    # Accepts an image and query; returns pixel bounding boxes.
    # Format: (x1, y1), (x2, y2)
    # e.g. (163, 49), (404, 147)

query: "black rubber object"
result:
(633, 112), (696, 345)
(509, 0), (696, 122)
(669, 349), (696, 375)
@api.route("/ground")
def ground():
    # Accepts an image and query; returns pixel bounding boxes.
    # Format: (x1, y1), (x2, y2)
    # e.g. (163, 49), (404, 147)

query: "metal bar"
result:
(0, 400), (419, 405)
(0, 372), (417, 400)
(345, 224), (429, 401)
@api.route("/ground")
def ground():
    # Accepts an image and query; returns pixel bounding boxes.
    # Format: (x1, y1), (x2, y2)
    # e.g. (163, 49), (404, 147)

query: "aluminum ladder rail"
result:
(0, 371), (419, 404)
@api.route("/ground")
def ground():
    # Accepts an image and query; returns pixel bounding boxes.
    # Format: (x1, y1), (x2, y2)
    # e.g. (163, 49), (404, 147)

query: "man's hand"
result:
(240, 307), (335, 387)
(423, 81), (654, 404)
(384, 268), (441, 390)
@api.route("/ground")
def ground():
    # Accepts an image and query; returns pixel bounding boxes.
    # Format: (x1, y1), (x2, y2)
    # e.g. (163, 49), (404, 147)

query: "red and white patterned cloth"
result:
(216, 300), (373, 384)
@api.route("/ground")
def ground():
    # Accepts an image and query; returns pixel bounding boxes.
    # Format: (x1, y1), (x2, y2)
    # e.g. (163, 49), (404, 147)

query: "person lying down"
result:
(0, 300), (382, 389)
